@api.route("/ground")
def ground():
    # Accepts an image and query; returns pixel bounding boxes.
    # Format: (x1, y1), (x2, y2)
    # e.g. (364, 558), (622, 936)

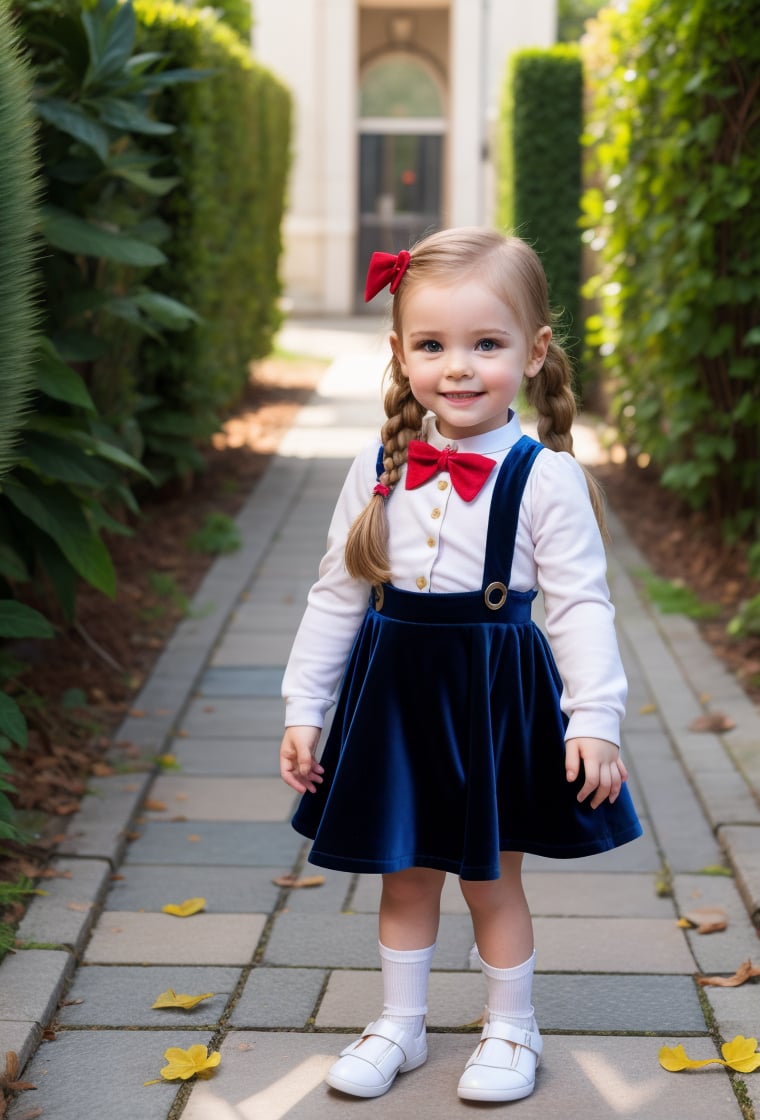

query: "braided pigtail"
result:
(344, 355), (426, 584)
(525, 339), (607, 535)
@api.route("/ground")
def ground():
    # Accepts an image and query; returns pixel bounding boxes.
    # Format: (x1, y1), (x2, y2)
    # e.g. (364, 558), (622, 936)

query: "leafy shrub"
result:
(498, 47), (584, 372)
(582, 0), (760, 537)
(0, 0), (55, 843)
(134, 1), (291, 480)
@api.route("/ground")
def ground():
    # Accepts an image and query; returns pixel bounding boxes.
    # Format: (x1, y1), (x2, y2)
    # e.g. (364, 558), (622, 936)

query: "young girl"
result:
(279, 227), (642, 1103)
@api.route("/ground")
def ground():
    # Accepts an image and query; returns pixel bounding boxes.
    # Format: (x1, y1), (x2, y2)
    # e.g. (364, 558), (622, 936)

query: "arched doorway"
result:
(357, 53), (446, 307)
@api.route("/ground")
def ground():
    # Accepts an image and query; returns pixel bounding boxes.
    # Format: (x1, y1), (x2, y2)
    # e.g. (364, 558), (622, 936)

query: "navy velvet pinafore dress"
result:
(292, 435), (642, 880)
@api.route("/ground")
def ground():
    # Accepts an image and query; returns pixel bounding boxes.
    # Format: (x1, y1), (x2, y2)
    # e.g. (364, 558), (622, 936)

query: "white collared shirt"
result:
(282, 413), (627, 744)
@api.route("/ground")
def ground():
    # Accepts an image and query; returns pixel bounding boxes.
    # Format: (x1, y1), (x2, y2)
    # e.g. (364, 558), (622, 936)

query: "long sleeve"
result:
(521, 450), (627, 745)
(281, 442), (378, 727)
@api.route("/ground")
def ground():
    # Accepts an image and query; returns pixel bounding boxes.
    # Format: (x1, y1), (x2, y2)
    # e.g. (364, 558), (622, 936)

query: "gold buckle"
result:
(484, 581), (508, 611)
(373, 584), (385, 611)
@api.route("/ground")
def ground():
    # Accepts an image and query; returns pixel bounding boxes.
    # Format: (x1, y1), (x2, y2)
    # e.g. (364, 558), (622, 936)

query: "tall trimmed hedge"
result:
(582, 0), (760, 536)
(498, 46), (584, 368)
(0, 0), (39, 478)
(135, 1), (291, 460)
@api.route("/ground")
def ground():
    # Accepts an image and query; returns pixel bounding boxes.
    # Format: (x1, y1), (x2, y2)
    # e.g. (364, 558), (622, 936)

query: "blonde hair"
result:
(344, 227), (605, 584)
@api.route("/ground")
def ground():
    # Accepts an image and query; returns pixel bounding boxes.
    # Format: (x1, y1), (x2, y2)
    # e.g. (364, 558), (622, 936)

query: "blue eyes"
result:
(418, 338), (499, 353)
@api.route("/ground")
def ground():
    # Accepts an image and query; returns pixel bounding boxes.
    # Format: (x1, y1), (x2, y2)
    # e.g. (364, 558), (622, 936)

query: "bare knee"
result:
(382, 867), (445, 908)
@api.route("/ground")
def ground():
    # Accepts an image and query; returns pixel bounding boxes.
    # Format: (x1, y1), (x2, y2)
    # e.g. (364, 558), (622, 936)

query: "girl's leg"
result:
(326, 867), (444, 1099)
(378, 866), (445, 1032)
(457, 853), (541, 1102)
(458, 851), (533, 968)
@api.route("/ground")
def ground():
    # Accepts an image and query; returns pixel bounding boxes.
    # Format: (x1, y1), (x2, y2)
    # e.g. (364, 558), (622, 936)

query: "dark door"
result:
(357, 131), (442, 307)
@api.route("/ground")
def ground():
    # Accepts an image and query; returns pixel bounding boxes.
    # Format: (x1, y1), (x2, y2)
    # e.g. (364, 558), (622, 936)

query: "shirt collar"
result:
(420, 410), (524, 455)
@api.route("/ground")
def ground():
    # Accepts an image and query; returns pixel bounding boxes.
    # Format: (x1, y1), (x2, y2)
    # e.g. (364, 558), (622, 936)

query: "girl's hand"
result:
(280, 726), (324, 793)
(565, 737), (628, 809)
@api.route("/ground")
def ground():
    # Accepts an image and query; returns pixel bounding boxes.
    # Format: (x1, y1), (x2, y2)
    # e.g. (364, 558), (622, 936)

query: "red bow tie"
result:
(405, 441), (496, 501)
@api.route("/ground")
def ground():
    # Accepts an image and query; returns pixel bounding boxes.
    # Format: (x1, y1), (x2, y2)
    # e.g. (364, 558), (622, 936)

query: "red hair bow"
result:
(364, 250), (411, 302)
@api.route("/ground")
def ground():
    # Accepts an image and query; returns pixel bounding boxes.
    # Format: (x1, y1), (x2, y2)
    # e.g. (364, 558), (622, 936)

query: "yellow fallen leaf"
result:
(721, 1036), (760, 1074)
(659, 1044), (711, 1071)
(639, 703), (657, 714)
(151, 989), (214, 1010)
(659, 1036), (760, 1074)
(161, 1044), (221, 1081)
(161, 897), (206, 918)
(697, 959), (760, 988)
(156, 753), (181, 771)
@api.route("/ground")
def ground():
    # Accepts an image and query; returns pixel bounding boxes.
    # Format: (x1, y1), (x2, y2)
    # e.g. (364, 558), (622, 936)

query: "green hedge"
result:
(0, 0), (39, 479)
(582, 0), (760, 536)
(498, 46), (584, 369)
(135, 1), (291, 471)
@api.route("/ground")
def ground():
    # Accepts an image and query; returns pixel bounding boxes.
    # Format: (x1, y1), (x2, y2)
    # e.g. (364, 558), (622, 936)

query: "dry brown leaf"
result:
(144, 799), (168, 812)
(91, 762), (115, 777)
(272, 874), (326, 889)
(65, 902), (92, 913)
(186, 834), (201, 842)
(678, 906), (728, 934)
(697, 959), (760, 988)
(688, 712), (736, 733)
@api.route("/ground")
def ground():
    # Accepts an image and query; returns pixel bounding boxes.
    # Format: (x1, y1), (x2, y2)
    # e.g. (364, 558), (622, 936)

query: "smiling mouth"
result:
(442, 392), (482, 400)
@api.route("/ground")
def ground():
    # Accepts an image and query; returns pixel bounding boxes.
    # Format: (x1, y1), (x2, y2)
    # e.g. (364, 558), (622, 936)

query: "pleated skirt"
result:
(292, 585), (642, 880)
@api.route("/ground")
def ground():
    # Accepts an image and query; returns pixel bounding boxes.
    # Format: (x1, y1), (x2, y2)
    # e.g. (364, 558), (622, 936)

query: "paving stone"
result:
(167, 737), (281, 777)
(671, 873), (760, 974)
(264, 913), (475, 970)
(123, 820), (303, 867)
(199, 666), (285, 694)
(524, 871), (675, 919)
(0, 949), (72, 1027)
(56, 773), (152, 862)
(105, 864), (283, 913)
(58, 965), (239, 1027)
(718, 823), (760, 922)
(533, 917), (696, 973)
(16, 858), (111, 951)
(142, 776), (296, 821)
(210, 634), (294, 666)
(0, 1022), (39, 1074)
(281, 867), (354, 913)
(624, 729), (724, 871)
(230, 967), (327, 1028)
(84, 912), (266, 965)
(6, 1030), (205, 1120)
(705, 984), (760, 1043)
(181, 1031), (741, 1120)
(316, 969), (706, 1033)
(179, 697), (284, 738)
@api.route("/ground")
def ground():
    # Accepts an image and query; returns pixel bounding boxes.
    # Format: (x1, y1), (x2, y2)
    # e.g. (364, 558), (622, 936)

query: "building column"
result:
(449, 0), (486, 226)
(320, 0), (358, 312)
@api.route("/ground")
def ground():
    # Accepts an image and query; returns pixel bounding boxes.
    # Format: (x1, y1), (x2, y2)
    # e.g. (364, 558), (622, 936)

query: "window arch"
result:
(360, 53), (444, 119)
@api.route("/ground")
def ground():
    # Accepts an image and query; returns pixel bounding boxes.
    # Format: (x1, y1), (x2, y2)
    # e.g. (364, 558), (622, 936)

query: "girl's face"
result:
(390, 278), (551, 440)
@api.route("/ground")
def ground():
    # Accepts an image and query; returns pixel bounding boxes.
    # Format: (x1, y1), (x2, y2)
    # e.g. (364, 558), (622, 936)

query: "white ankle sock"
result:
(378, 940), (436, 1036)
(478, 949), (536, 1030)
